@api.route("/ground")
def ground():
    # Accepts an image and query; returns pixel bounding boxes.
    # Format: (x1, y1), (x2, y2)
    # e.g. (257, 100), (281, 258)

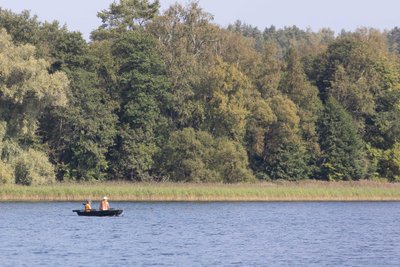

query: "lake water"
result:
(0, 202), (399, 266)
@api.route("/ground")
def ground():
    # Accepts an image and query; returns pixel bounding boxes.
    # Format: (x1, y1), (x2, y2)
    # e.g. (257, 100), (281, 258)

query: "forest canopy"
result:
(1, 1), (400, 185)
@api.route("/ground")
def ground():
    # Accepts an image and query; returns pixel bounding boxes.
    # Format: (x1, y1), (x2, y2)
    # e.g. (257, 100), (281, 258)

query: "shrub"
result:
(0, 160), (14, 184)
(0, 140), (22, 162)
(375, 143), (400, 182)
(214, 139), (256, 183)
(158, 128), (255, 183)
(14, 149), (56, 185)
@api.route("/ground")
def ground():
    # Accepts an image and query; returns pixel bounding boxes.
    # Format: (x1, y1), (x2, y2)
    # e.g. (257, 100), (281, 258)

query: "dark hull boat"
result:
(72, 209), (123, 217)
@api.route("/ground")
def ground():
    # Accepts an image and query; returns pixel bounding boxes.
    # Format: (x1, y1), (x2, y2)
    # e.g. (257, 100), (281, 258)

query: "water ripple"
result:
(0, 202), (400, 266)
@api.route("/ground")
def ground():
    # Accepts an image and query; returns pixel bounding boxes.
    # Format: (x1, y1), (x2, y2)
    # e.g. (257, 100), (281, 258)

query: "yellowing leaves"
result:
(206, 58), (252, 140)
(0, 30), (69, 107)
(0, 29), (69, 140)
(267, 95), (300, 128)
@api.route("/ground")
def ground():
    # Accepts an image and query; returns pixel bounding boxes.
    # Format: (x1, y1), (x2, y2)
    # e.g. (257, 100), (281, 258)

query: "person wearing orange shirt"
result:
(84, 200), (92, 212)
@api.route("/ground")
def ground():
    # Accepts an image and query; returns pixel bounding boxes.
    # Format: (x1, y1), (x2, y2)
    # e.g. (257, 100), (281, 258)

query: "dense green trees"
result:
(1, 1), (400, 184)
(0, 29), (68, 185)
(108, 31), (169, 181)
(158, 128), (254, 182)
(318, 98), (367, 180)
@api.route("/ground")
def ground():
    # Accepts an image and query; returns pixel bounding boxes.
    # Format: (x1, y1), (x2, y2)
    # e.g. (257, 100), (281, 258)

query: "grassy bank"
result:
(1, 180), (400, 201)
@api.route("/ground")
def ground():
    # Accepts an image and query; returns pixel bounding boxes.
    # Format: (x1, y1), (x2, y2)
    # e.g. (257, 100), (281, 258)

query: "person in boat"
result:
(84, 200), (91, 212)
(99, 196), (110, 211)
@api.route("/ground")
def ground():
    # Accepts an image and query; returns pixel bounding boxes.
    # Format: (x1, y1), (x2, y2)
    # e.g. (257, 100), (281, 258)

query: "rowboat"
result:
(72, 209), (123, 217)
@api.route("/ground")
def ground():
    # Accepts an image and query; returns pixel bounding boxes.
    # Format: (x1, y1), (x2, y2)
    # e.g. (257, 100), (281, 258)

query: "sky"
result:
(0, 0), (399, 40)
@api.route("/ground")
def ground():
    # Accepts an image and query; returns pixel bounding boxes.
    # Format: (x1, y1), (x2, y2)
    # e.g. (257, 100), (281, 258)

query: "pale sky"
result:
(0, 0), (399, 40)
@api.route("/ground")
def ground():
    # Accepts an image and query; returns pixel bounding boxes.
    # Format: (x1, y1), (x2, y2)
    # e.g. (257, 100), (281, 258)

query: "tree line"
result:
(1, 0), (400, 185)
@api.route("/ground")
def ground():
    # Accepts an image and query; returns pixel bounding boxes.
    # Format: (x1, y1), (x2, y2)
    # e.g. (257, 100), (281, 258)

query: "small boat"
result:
(72, 209), (123, 217)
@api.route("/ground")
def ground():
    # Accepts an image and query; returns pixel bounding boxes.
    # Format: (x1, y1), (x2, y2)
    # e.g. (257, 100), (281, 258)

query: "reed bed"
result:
(1, 180), (400, 202)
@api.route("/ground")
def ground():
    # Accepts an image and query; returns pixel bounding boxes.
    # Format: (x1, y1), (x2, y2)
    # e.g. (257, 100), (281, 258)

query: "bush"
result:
(158, 128), (255, 183)
(215, 139), (256, 183)
(375, 143), (400, 182)
(14, 149), (56, 185)
(0, 140), (22, 162)
(255, 172), (271, 181)
(0, 160), (14, 184)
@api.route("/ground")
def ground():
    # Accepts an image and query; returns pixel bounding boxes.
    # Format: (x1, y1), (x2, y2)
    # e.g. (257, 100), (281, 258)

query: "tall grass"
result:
(1, 180), (400, 201)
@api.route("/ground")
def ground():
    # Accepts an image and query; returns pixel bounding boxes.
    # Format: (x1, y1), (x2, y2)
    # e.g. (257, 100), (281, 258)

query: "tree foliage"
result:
(158, 128), (254, 183)
(0, 29), (68, 184)
(2, 2), (400, 183)
(108, 31), (169, 181)
(98, 0), (159, 30)
(318, 98), (367, 180)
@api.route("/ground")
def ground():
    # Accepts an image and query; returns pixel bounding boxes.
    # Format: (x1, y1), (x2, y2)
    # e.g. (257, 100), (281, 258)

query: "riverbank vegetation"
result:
(2, 1), (400, 185)
(1, 181), (400, 201)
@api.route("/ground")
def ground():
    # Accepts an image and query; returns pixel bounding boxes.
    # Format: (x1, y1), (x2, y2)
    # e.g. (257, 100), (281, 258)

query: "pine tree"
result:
(318, 97), (367, 180)
(279, 48), (322, 162)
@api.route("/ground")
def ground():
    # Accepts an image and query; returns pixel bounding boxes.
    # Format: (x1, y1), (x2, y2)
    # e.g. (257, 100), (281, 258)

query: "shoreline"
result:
(2, 199), (400, 202)
(1, 180), (400, 202)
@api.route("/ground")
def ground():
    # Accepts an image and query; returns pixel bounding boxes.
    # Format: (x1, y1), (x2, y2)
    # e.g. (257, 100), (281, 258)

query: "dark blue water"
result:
(0, 202), (399, 266)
